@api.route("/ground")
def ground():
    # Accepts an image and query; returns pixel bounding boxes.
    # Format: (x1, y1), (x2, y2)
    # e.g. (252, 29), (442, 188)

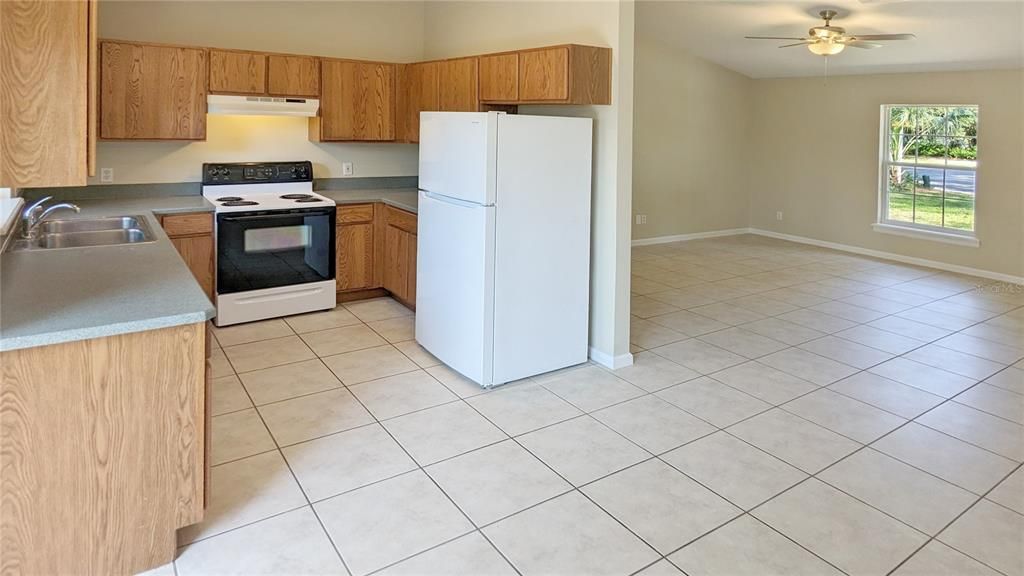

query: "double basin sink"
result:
(10, 215), (157, 251)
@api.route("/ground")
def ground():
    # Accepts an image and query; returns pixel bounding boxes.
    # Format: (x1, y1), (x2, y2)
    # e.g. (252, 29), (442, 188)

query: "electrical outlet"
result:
(635, 214), (648, 225)
(100, 168), (114, 183)
(776, 211), (783, 221)
(342, 162), (354, 176)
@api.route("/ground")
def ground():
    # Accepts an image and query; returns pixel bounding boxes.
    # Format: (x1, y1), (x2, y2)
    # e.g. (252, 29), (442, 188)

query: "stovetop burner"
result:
(217, 196), (244, 202)
(281, 193), (314, 200)
(222, 200), (259, 206)
(295, 198), (323, 203)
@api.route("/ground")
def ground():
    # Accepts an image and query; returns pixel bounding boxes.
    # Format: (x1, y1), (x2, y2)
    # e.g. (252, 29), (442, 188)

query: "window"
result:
(878, 105), (978, 241)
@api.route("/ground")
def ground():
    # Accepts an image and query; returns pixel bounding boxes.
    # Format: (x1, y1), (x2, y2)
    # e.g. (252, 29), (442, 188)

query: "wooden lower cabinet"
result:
(336, 202), (416, 309)
(337, 204), (376, 291)
(161, 213), (215, 300)
(0, 323), (208, 575)
(382, 224), (412, 304)
(381, 205), (418, 308)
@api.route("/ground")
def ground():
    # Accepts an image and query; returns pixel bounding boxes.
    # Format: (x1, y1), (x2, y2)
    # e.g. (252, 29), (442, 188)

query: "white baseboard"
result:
(631, 228), (751, 246)
(748, 228), (1024, 285)
(589, 346), (634, 370)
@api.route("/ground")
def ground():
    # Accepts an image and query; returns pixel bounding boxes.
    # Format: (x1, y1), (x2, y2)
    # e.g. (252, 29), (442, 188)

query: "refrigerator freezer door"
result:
(418, 112), (497, 206)
(491, 114), (593, 384)
(415, 190), (496, 386)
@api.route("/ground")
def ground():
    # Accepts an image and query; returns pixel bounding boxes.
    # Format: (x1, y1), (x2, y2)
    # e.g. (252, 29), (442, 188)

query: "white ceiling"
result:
(637, 0), (1024, 78)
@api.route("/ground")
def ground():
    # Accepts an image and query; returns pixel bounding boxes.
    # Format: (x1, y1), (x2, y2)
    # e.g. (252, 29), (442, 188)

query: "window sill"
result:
(872, 223), (979, 247)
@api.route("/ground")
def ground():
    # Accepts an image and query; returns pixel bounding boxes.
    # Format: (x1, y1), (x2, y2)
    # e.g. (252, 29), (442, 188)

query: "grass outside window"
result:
(879, 105), (978, 236)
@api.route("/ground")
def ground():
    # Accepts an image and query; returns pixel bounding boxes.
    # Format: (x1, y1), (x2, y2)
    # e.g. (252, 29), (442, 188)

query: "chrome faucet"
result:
(21, 197), (81, 239)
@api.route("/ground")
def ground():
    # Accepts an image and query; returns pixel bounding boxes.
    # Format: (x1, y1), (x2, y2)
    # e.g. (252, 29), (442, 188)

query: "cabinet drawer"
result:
(385, 205), (417, 234)
(337, 203), (374, 224)
(162, 213), (213, 236)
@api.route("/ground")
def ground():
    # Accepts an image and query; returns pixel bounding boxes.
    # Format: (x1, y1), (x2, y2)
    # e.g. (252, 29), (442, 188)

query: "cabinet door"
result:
(1, 0), (90, 188)
(519, 47), (568, 101)
(337, 222), (374, 291)
(209, 49), (266, 94)
(479, 53), (518, 102)
(170, 234), (214, 299)
(319, 59), (394, 141)
(383, 225), (411, 302)
(406, 233), (417, 309)
(396, 62), (438, 143)
(268, 55), (319, 97)
(100, 42), (207, 140)
(438, 57), (479, 112)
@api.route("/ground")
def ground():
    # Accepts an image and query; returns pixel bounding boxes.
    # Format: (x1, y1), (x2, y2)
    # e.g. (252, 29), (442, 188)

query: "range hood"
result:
(207, 94), (319, 117)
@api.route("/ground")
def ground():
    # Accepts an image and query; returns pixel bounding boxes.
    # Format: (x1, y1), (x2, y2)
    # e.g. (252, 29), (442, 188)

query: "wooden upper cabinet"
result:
(1, 0), (94, 188)
(268, 55), (319, 97)
(100, 41), (207, 140)
(515, 45), (610, 105)
(209, 49), (266, 94)
(314, 59), (394, 142)
(438, 57), (479, 112)
(518, 46), (568, 101)
(396, 61), (439, 143)
(479, 53), (519, 102)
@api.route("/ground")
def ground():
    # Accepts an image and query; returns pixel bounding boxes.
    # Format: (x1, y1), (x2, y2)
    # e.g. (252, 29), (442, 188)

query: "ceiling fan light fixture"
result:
(808, 41), (846, 56)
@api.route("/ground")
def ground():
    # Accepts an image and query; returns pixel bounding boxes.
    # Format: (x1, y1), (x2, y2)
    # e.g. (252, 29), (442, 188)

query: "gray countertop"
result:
(0, 189), (416, 352)
(0, 197), (216, 352)
(318, 188), (419, 213)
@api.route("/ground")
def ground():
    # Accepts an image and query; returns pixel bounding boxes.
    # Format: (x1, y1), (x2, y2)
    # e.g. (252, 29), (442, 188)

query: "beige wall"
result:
(424, 0), (636, 364)
(632, 35), (753, 239)
(749, 69), (1024, 277)
(93, 1), (425, 184)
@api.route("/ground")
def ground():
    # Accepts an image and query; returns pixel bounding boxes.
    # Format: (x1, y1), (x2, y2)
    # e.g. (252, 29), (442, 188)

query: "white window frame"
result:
(875, 104), (980, 247)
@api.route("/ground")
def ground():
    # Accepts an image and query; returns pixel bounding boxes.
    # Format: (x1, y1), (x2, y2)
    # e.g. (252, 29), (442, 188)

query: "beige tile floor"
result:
(149, 234), (1023, 576)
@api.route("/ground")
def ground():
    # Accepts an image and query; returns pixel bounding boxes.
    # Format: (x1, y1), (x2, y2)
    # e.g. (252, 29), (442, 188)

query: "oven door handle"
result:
(220, 210), (334, 222)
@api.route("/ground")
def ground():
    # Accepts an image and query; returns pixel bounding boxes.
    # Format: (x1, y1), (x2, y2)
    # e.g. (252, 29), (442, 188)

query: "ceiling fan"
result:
(746, 9), (915, 56)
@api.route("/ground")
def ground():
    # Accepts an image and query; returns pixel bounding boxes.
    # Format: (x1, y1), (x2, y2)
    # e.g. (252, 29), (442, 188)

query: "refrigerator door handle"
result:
(421, 189), (492, 209)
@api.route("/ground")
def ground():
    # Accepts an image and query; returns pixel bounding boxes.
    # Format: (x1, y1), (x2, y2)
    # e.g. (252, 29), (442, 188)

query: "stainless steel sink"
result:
(35, 228), (153, 249)
(38, 216), (147, 235)
(9, 215), (157, 251)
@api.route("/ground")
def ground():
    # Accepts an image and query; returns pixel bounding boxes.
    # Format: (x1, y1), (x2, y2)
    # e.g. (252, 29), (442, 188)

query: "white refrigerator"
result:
(416, 111), (593, 388)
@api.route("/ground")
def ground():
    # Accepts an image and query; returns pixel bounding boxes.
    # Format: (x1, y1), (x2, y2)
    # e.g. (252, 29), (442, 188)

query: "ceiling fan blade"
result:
(779, 41), (814, 48)
(846, 41), (884, 49)
(745, 36), (808, 40)
(851, 33), (916, 41)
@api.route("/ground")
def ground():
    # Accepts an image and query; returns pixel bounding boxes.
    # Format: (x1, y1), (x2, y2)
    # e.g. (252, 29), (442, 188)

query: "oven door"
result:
(216, 207), (336, 295)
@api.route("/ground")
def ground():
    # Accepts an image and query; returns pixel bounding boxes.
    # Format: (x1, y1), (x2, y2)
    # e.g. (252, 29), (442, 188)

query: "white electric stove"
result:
(202, 161), (337, 327)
